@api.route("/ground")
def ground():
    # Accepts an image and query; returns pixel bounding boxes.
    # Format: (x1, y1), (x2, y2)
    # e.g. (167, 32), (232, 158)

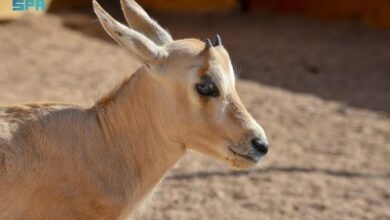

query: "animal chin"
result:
(228, 147), (259, 163)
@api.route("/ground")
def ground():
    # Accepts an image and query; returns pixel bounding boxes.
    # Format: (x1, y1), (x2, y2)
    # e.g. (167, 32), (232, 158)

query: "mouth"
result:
(228, 147), (259, 163)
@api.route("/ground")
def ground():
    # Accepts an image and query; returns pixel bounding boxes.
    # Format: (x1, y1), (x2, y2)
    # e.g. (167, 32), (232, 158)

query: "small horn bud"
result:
(214, 34), (222, 46)
(205, 38), (212, 49)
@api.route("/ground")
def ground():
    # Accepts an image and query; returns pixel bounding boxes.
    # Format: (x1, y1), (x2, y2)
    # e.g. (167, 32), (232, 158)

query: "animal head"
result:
(93, 0), (268, 169)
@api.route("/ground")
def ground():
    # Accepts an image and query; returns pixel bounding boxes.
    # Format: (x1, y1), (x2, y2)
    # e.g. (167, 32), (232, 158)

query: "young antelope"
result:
(0, 0), (268, 219)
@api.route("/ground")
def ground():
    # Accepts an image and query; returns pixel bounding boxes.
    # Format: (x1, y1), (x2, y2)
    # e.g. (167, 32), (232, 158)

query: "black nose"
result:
(251, 138), (269, 156)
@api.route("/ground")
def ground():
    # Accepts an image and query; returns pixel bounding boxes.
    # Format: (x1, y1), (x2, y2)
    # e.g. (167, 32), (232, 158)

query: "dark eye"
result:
(195, 78), (219, 97)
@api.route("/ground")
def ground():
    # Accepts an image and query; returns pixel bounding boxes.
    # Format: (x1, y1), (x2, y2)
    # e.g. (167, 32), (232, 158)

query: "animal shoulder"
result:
(0, 103), (80, 140)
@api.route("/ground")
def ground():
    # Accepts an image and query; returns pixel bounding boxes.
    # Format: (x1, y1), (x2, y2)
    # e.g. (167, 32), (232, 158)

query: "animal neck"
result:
(93, 67), (185, 215)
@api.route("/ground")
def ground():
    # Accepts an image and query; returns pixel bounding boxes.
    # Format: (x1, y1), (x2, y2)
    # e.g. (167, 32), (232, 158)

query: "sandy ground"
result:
(0, 12), (389, 220)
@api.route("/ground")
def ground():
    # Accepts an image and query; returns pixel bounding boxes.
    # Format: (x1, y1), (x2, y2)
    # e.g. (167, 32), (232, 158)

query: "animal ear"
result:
(120, 0), (173, 45)
(93, 0), (167, 65)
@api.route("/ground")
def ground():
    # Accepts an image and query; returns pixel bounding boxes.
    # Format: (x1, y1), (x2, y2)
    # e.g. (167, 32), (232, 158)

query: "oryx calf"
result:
(0, 0), (268, 219)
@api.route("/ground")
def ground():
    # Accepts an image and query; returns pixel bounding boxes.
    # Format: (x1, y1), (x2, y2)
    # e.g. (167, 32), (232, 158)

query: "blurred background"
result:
(0, 0), (389, 219)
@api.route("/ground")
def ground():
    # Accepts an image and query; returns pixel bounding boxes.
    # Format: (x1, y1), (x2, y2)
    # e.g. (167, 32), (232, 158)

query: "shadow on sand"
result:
(166, 166), (390, 181)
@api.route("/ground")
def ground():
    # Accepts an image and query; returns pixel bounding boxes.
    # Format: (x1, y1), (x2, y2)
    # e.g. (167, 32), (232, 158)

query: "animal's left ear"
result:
(120, 0), (173, 46)
(93, 0), (167, 65)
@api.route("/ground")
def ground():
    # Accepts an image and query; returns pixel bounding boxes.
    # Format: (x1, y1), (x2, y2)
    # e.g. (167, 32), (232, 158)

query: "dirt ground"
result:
(0, 11), (389, 220)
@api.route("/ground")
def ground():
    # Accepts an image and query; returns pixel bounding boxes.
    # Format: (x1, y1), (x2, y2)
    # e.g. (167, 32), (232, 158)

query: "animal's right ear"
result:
(93, 0), (167, 65)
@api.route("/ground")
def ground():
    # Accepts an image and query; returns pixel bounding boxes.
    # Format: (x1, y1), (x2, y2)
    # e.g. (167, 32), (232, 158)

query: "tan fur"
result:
(0, 1), (268, 219)
(94, 76), (133, 108)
